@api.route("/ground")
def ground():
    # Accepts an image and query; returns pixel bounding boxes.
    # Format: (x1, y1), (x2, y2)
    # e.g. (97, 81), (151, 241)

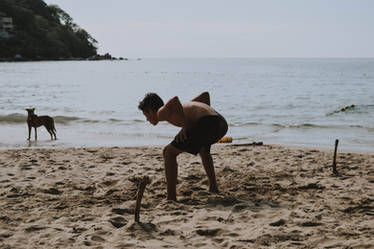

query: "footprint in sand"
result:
(91, 235), (105, 242)
(299, 221), (322, 227)
(25, 225), (47, 232)
(127, 221), (157, 232)
(159, 229), (176, 236)
(196, 228), (221, 236)
(191, 186), (205, 191)
(181, 190), (192, 196)
(20, 164), (32, 170)
(101, 179), (118, 187)
(43, 188), (63, 195)
(232, 203), (250, 212)
(179, 197), (201, 205)
(183, 174), (202, 181)
(105, 189), (119, 196)
(207, 196), (240, 207)
(116, 243), (136, 248)
(0, 232), (13, 239)
(106, 171), (116, 176)
(72, 227), (87, 234)
(109, 216), (127, 228)
(269, 219), (286, 226)
(111, 208), (133, 215)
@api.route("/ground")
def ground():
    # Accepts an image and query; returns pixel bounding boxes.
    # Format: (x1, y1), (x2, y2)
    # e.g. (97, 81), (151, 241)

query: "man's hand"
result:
(175, 127), (188, 142)
(191, 92), (210, 106)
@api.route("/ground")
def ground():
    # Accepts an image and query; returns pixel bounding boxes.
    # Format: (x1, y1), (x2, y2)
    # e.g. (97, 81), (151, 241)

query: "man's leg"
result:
(199, 147), (218, 192)
(163, 144), (182, 201)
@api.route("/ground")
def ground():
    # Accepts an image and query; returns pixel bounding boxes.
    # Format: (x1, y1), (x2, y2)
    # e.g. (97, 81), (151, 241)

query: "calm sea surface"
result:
(0, 58), (373, 151)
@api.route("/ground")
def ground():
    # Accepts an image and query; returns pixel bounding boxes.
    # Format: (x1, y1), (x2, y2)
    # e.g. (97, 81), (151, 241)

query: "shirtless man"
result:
(138, 92), (228, 201)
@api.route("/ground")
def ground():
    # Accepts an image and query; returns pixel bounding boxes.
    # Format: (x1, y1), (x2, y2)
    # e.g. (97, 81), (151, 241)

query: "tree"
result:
(0, 0), (98, 60)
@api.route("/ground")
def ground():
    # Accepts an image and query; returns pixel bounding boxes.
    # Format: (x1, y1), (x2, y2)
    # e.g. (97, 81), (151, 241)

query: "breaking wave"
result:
(234, 121), (372, 130)
(0, 113), (82, 124)
(0, 113), (144, 126)
(0, 113), (26, 123)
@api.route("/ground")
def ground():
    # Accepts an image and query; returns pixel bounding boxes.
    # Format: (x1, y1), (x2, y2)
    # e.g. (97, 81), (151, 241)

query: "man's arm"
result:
(191, 92), (210, 106)
(157, 96), (185, 126)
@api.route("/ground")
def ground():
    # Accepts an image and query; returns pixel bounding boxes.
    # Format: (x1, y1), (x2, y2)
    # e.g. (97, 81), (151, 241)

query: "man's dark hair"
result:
(138, 93), (164, 112)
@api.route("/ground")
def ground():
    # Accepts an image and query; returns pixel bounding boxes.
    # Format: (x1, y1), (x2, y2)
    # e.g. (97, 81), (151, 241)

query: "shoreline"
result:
(0, 56), (131, 63)
(1, 144), (373, 248)
(1, 142), (373, 155)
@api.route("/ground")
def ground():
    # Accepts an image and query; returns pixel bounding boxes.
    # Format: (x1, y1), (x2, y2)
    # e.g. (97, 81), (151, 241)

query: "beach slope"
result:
(0, 145), (373, 248)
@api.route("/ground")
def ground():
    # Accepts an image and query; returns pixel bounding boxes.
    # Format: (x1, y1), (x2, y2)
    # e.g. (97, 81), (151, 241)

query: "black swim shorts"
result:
(171, 113), (228, 155)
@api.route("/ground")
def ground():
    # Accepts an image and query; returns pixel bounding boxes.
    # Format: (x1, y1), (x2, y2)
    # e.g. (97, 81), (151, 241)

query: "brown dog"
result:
(26, 108), (57, 140)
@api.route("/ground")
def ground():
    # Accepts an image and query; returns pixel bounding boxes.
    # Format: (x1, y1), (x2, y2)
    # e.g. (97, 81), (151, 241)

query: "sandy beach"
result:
(0, 144), (373, 248)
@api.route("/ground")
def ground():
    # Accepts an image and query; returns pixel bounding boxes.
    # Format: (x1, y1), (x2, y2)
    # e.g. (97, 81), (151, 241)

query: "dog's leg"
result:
(51, 121), (57, 140)
(27, 125), (31, 140)
(47, 129), (53, 140)
(34, 127), (37, 141)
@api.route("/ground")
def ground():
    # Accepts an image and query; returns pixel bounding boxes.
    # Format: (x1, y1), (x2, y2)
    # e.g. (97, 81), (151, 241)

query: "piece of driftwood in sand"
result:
(332, 139), (339, 175)
(230, 141), (263, 147)
(135, 176), (151, 222)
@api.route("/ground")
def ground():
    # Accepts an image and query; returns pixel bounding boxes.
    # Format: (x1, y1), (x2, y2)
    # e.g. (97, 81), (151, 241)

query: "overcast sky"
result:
(44, 0), (374, 58)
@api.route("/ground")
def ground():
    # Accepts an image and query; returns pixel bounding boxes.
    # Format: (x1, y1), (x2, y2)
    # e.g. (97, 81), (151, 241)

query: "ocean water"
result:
(0, 58), (373, 151)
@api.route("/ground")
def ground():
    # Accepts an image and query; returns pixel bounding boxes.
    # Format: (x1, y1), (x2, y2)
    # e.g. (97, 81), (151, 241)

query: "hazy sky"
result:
(44, 0), (374, 58)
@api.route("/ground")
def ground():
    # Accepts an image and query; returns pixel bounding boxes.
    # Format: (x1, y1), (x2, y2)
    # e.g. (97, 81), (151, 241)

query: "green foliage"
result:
(0, 0), (98, 60)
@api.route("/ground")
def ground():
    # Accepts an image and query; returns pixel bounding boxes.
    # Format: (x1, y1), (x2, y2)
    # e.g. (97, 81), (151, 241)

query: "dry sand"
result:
(0, 144), (373, 248)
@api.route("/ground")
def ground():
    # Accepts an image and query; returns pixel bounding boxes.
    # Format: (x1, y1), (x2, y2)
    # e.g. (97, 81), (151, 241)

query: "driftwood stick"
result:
(230, 141), (263, 147)
(332, 139), (339, 175)
(134, 176), (150, 222)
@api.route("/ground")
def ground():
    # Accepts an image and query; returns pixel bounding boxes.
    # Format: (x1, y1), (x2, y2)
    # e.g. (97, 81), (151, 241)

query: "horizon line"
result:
(120, 56), (374, 59)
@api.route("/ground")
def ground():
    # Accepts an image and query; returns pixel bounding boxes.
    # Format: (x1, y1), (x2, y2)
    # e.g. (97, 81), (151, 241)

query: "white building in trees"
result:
(0, 12), (14, 38)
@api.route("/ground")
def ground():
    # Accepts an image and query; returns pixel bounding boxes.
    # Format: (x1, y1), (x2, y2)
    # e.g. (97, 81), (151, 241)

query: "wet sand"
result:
(0, 144), (373, 248)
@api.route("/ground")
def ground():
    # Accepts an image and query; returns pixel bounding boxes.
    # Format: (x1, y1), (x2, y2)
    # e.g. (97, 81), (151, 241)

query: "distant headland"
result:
(0, 0), (121, 62)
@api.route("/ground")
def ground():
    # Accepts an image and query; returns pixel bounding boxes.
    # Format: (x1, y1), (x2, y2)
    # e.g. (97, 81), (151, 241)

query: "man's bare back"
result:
(166, 101), (218, 128)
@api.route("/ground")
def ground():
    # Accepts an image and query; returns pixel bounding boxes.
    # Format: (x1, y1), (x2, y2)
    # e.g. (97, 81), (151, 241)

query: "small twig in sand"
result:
(230, 141), (263, 147)
(135, 176), (150, 222)
(225, 212), (234, 223)
(332, 139), (339, 175)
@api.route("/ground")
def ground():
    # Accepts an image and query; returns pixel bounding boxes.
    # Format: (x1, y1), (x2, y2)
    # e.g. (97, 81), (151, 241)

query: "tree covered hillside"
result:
(0, 0), (98, 60)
